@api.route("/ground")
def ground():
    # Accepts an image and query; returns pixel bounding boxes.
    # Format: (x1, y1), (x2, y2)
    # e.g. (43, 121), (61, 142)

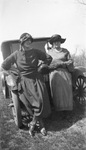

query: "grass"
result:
(0, 79), (86, 150)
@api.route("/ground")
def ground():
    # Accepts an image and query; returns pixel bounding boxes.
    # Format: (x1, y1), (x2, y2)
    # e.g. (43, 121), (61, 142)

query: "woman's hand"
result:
(49, 60), (66, 71)
(64, 59), (73, 65)
(38, 64), (50, 75)
(0, 67), (10, 76)
(64, 60), (74, 72)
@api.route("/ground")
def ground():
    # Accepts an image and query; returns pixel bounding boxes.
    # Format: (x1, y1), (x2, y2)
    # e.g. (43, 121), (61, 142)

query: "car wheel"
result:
(74, 75), (86, 104)
(11, 91), (22, 128)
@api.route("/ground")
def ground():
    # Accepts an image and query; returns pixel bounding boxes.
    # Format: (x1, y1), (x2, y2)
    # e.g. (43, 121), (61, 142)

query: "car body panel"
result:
(1, 37), (86, 128)
(1, 38), (86, 99)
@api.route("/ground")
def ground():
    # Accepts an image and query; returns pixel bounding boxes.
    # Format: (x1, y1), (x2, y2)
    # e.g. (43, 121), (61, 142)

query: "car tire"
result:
(11, 91), (22, 128)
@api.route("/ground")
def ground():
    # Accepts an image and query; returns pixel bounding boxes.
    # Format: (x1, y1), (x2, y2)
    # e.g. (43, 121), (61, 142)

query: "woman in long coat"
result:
(45, 34), (74, 113)
(1, 33), (52, 136)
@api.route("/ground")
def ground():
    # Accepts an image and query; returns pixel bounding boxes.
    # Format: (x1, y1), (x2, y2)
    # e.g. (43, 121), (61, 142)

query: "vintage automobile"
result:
(1, 37), (86, 128)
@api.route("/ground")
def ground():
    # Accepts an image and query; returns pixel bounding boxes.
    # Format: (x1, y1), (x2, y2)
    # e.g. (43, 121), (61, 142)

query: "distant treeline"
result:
(72, 49), (86, 67)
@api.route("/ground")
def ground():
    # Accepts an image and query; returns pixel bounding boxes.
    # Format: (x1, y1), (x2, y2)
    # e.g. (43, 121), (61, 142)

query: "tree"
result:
(77, 0), (86, 5)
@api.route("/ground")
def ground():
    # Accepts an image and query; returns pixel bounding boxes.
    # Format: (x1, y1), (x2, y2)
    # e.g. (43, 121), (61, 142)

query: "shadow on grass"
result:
(44, 101), (86, 132)
(18, 100), (86, 134)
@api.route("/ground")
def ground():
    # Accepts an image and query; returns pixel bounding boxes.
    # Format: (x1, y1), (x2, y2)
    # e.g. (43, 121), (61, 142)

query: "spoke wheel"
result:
(74, 75), (86, 104)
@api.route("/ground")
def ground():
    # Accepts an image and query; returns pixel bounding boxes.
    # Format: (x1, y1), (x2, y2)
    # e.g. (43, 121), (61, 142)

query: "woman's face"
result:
(52, 41), (61, 49)
(23, 39), (32, 48)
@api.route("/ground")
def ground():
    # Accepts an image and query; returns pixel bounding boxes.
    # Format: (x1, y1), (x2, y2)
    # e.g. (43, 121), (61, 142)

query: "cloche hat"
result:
(20, 33), (33, 44)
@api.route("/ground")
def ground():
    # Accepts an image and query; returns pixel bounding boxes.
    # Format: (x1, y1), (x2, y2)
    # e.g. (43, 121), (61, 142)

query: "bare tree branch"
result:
(77, 0), (86, 5)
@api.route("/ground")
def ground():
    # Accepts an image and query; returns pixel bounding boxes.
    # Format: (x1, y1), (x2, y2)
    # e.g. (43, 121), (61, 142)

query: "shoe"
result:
(40, 128), (47, 136)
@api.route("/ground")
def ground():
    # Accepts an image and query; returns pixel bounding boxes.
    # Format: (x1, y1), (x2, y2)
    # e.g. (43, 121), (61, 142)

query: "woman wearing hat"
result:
(1, 33), (52, 136)
(45, 34), (74, 114)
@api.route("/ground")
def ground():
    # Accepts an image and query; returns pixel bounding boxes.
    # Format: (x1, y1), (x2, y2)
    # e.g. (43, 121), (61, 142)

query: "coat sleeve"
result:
(65, 50), (74, 72)
(36, 49), (52, 65)
(1, 51), (17, 70)
(66, 50), (73, 61)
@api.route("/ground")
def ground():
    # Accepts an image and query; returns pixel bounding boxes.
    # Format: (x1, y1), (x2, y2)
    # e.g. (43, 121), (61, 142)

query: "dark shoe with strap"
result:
(39, 119), (47, 136)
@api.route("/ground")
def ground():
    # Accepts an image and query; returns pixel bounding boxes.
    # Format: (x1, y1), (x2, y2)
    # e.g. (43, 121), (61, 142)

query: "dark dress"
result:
(1, 48), (52, 118)
(46, 48), (73, 111)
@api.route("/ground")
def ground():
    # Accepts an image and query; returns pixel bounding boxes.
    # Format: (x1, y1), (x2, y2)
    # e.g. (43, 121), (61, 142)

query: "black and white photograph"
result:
(0, 0), (86, 150)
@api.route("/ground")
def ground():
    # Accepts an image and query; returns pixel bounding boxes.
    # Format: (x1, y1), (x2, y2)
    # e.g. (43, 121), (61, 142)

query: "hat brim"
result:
(49, 38), (66, 45)
(60, 38), (66, 44)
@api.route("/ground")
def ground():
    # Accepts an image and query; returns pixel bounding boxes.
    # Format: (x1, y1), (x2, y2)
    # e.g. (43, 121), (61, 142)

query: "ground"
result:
(0, 78), (86, 150)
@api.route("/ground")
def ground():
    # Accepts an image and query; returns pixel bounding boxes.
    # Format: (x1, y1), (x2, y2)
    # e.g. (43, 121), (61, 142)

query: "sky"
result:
(0, 0), (86, 64)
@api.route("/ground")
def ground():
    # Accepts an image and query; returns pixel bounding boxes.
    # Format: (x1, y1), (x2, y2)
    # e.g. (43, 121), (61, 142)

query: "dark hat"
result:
(20, 33), (33, 44)
(48, 34), (66, 45)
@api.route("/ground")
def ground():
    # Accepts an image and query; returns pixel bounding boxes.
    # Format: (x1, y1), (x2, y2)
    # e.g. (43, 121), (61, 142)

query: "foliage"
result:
(72, 49), (86, 67)
(77, 0), (86, 5)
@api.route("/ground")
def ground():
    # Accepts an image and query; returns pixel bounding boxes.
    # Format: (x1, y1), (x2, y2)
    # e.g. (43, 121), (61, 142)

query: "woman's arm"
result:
(36, 49), (52, 65)
(48, 50), (74, 72)
(64, 51), (74, 72)
(1, 51), (17, 71)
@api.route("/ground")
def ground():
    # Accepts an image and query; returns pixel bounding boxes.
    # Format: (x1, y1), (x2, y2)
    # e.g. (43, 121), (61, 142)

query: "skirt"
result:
(49, 68), (73, 111)
(19, 73), (51, 118)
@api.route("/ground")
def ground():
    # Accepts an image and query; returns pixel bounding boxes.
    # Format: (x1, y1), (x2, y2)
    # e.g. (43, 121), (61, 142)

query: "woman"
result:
(45, 34), (74, 113)
(1, 33), (52, 136)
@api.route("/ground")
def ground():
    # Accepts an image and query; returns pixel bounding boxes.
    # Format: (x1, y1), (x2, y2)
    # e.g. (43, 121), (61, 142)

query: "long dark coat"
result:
(1, 48), (52, 118)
